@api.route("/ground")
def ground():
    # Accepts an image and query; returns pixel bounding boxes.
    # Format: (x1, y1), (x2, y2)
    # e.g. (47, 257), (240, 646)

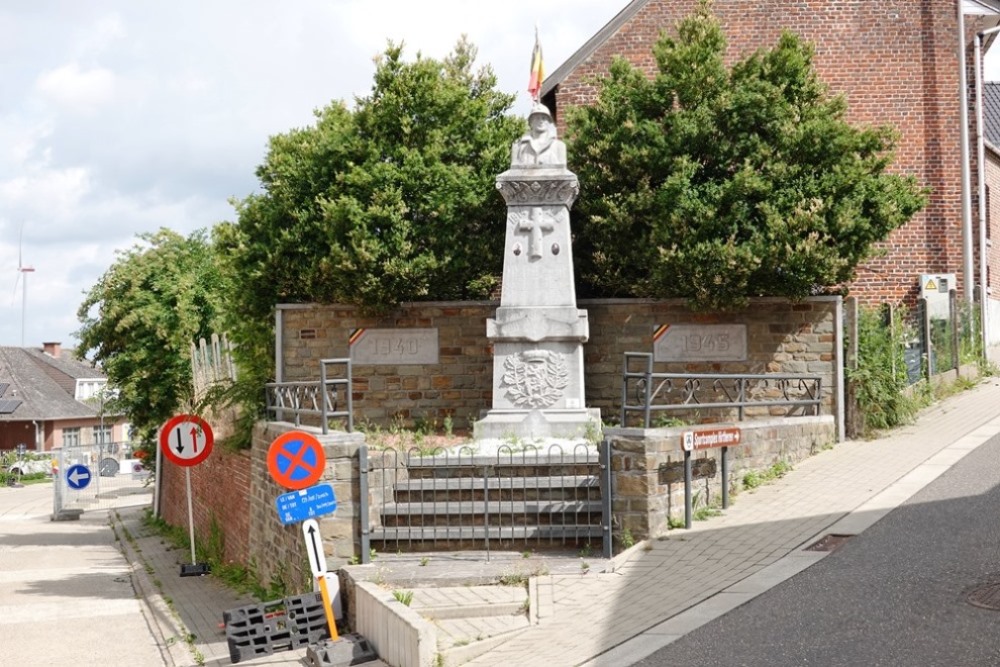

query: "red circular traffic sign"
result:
(267, 431), (326, 490)
(159, 414), (214, 467)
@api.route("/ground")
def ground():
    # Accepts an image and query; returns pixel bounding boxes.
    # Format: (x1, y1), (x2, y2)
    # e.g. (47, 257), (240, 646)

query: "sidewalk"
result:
(467, 376), (1000, 666)
(112, 506), (323, 666)
(114, 375), (1000, 667)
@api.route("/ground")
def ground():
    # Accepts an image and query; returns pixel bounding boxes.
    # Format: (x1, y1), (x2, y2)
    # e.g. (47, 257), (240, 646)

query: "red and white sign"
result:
(159, 414), (214, 467)
(682, 427), (741, 452)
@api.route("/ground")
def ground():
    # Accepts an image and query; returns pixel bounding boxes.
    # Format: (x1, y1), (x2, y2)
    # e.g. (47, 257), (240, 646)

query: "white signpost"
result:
(301, 518), (339, 640)
(302, 519), (327, 577)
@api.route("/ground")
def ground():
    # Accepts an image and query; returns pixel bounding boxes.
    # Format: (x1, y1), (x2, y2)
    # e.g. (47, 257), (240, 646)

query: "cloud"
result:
(0, 0), (631, 350)
(34, 63), (117, 113)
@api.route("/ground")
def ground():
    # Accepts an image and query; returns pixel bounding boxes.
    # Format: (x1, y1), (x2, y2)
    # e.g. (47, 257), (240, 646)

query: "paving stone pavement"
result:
(113, 506), (329, 667)
(464, 377), (1000, 667)
(11, 376), (995, 667)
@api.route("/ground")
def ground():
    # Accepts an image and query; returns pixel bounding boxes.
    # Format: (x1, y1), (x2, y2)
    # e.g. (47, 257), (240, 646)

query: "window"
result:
(62, 427), (80, 448)
(93, 426), (113, 445)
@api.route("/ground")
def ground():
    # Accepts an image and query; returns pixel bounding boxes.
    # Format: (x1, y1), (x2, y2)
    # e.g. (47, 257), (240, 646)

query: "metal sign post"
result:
(159, 414), (215, 576)
(681, 428), (742, 529)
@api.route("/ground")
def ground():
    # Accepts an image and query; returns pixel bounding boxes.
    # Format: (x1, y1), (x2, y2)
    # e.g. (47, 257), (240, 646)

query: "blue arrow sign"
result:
(275, 483), (337, 526)
(66, 464), (92, 490)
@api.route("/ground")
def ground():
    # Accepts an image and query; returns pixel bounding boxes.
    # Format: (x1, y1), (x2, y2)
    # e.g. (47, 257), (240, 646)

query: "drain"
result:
(804, 534), (855, 552)
(967, 583), (1000, 611)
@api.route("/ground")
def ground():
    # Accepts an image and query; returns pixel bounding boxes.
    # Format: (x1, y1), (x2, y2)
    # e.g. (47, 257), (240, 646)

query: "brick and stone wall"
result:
(545, 0), (996, 308)
(279, 297), (841, 432)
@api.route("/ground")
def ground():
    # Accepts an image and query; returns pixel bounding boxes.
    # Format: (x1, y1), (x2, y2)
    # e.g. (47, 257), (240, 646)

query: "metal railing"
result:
(360, 442), (608, 561)
(264, 358), (353, 434)
(620, 352), (823, 428)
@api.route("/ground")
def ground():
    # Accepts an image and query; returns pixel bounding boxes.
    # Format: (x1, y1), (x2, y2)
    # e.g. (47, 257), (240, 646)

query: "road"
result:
(632, 433), (1000, 667)
(0, 482), (166, 666)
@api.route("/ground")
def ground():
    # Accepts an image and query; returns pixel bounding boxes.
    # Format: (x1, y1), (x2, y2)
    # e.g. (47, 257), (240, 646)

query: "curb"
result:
(111, 509), (194, 667)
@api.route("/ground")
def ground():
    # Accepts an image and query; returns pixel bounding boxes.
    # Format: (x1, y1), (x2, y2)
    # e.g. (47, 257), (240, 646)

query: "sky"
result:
(3, 1), (1000, 354)
(0, 0), (632, 352)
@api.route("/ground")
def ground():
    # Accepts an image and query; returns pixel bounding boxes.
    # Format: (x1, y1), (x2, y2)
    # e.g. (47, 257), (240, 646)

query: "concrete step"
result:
(408, 585), (533, 664)
(381, 499), (602, 517)
(370, 524), (603, 543)
(393, 475), (599, 492)
(410, 584), (528, 618)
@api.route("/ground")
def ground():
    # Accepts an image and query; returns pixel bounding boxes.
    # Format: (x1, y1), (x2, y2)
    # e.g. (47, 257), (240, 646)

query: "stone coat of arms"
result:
(501, 350), (570, 408)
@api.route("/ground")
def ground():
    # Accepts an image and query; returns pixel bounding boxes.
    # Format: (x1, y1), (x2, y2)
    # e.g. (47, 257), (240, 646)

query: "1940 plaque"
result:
(654, 324), (747, 362)
(350, 328), (439, 365)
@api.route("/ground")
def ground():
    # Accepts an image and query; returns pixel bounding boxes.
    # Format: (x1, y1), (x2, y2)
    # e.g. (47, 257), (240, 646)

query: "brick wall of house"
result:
(279, 297), (840, 433)
(547, 0), (994, 308)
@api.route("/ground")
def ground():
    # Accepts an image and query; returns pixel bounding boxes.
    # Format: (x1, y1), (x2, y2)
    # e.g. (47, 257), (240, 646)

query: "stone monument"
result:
(474, 103), (600, 440)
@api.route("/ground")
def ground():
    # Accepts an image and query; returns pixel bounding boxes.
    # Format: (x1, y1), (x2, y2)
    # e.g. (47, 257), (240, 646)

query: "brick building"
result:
(541, 0), (1000, 347)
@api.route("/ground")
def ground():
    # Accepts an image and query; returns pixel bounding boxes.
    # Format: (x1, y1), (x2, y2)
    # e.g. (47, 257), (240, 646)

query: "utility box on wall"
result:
(919, 273), (955, 319)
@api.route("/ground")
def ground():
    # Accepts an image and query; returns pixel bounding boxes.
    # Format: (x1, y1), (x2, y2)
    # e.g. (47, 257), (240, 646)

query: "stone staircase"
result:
(410, 584), (532, 666)
(368, 450), (604, 552)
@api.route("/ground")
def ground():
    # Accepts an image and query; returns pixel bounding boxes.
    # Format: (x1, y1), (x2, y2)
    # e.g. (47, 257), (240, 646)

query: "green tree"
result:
(215, 38), (522, 383)
(566, 1), (927, 308)
(76, 229), (226, 446)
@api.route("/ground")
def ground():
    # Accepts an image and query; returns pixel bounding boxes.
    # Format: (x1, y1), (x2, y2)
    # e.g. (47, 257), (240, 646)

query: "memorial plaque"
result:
(654, 324), (747, 362)
(350, 328), (439, 365)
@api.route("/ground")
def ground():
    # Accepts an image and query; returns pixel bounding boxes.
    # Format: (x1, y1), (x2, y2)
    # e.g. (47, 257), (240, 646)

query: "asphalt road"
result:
(633, 433), (1000, 667)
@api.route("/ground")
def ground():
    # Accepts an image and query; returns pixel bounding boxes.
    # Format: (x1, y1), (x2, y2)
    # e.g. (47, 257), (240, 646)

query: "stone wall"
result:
(607, 416), (837, 540)
(245, 422), (366, 591)
(278, 297), (841, 433)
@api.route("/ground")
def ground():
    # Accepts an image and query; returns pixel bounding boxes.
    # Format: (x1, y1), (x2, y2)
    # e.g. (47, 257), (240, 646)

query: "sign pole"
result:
(185, 467), (197, 566)
(303, 519), (338, 641)
(721, 446), (730, 509)
(684, 450), (692, 530)
(317, 576), (339, 641)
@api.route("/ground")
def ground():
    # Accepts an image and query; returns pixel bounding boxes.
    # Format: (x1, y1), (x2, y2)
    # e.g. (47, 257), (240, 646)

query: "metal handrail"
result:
(265, 358), (353, 433)
(620, 352), (823, 428)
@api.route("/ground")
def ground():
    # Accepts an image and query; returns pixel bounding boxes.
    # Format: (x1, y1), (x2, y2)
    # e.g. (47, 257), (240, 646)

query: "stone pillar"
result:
(475, 104), (599, 440)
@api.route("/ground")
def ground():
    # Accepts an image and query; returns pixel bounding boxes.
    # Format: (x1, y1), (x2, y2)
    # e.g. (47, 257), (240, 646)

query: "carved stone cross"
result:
(515, 207), (556, 259)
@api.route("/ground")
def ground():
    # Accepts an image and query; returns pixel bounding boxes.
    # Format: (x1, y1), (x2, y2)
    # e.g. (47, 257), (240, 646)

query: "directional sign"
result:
(267, 431), (326, 490)
(302, 519), (328, 576)
(65, 464), (92, 490)
(159, 414), (214, 467)
(681, 427), (742, 452)
(275, 483), (337, 526)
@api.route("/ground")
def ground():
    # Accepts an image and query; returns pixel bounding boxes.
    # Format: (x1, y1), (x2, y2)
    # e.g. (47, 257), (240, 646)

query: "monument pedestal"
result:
(474, 134), (600, 442)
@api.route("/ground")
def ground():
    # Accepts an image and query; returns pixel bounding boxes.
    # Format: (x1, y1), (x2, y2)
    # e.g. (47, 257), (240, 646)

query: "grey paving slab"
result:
(0, 483), (166, 667)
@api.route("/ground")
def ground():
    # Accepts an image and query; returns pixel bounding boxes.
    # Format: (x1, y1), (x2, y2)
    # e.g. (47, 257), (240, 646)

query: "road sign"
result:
(159, 414), (214, 467)
(302, 518), (327, 576)
(681, 427), (741, 452)
(65, 464), (92, 490)
(275, 483), (337, 526)
(267, 431), (326, 490)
